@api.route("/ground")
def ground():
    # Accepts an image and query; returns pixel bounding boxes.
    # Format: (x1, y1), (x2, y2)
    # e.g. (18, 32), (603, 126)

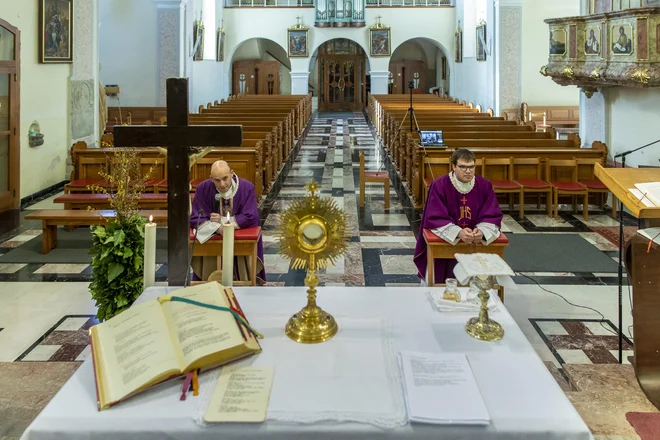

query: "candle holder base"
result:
(285, 306), (338, 344)
(465, 275), (504, 342)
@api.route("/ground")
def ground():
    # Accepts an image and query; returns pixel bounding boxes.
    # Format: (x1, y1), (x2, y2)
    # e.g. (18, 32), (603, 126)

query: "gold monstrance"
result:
(278, 180), (349, 343)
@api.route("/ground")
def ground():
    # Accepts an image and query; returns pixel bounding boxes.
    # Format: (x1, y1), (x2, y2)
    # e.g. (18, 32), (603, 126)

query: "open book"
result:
(89, 282), (261, 411)
(634, 182), (660, 207)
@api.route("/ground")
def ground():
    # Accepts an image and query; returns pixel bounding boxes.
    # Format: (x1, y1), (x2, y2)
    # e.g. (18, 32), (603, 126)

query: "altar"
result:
(20, 286), (593, 440)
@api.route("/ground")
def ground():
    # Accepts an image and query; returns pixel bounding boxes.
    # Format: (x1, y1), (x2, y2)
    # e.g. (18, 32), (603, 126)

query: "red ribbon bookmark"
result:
(180, 373), (193, 401)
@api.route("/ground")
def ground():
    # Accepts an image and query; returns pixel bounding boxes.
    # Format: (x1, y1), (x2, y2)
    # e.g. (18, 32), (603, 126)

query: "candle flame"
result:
(149, 215), (153, 222)
(226, 212), (230, 221)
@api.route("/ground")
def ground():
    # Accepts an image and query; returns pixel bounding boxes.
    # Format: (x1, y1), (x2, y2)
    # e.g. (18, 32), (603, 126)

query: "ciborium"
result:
(278, 180), (349, 343)
(465, 275), (504, 342)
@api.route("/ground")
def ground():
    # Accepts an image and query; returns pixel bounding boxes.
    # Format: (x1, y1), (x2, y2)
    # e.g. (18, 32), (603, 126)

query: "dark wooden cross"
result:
(113, 78), (242, 286)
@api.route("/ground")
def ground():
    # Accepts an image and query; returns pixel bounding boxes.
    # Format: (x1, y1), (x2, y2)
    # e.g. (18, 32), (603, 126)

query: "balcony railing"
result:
(225, 0), (452, 6)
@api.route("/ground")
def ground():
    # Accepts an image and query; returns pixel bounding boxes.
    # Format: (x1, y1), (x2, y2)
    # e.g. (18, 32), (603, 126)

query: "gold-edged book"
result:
(88, 282), (261, 411)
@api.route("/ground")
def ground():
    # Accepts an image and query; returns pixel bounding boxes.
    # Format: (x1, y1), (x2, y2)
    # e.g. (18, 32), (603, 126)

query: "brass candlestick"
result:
(465, 275), (504, 342)
(278, 180), (348, 344)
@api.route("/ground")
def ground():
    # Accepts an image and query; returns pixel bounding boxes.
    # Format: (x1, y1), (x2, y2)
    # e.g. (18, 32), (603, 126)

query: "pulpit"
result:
(594, 163), (660, 410)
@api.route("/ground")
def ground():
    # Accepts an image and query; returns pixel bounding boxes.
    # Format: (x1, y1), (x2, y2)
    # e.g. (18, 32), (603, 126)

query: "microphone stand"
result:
(185, 209), (204, 287)
(612, 138), (660, 363)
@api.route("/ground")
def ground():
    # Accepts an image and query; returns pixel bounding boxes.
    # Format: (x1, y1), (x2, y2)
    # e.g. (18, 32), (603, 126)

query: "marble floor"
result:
(0, 111), (657, 439)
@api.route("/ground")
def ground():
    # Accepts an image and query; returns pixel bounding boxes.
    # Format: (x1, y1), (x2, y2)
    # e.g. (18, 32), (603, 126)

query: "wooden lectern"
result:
(595, 163), (660, 410)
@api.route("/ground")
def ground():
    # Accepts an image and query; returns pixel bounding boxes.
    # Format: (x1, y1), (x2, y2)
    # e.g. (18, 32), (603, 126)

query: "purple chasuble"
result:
(413, 174), (502, 284)
(190, 177), (266, 283)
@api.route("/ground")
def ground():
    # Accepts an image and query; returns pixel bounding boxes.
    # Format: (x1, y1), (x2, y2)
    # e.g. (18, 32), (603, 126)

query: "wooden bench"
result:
(53, 193), (169, 210)
(423, 229), (509, 301)
(189, 226), (262, 286)
(24, 210), (168, 254)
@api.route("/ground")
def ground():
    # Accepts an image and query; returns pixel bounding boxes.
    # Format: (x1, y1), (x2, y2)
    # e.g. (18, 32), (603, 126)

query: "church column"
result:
(369, 71), (389, 95)
(290, 72), (310, 95)
(68, 0), (97, 177)
(493, 0), (523, 115)
(153, 0), (188, 106)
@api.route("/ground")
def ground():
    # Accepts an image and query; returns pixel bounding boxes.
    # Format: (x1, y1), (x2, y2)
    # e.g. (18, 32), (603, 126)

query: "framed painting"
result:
(217, 28), (225, 62)
(193, 19), (204, 61)
(584, 24), (601, 56)
(288, 27), (309, 57)
(39, 0), (74, 63)
(455, 27), (463, 63)
(549, 29), (567, 56)
(611, 23), (634, 55)
(370, 26), (391, 57)
(476, 21), (486, 62)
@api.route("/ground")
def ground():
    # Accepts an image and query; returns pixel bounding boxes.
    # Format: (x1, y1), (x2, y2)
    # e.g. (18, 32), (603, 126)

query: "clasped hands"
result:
(458, 227), (483, 244)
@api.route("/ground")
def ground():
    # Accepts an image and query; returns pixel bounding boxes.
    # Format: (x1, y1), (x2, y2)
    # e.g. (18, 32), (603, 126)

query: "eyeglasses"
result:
(456, 165), (476, 171)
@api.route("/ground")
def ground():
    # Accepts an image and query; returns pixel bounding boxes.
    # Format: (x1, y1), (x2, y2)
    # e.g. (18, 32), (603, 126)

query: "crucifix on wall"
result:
(113, 78), (242, 286)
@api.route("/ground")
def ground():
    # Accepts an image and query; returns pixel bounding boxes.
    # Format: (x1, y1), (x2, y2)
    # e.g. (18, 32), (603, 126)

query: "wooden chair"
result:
(529, 111), (549, 132)
(575, 157), (612, 217)
(482, 157), (522, 213)
(422, 157), (450, 204)
(359, 151), (390, 209)
(512, 158), (552, 218)
(546, 159), (588, 220)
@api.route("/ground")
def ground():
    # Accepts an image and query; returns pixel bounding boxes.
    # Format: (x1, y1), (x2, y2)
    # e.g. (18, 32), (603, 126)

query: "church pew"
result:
(106, 107), (166, 132)
(53, 193), (170, 210)
(25, 210), (169, 254)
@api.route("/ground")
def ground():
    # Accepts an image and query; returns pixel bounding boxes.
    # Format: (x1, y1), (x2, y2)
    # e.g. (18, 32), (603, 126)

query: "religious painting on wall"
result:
(476, 21), (487, 62)
(193, 16), (204, 61)
(217, 28), (225, 62)
(288, 28), (309, 57)
(370, 26), (391, 57)
(585, 25), (601, 55)
(549, 29), (567, 56)
(39, 0), (73, 63)
(612, 23), (634, 55)
(455, 26), (463, 63)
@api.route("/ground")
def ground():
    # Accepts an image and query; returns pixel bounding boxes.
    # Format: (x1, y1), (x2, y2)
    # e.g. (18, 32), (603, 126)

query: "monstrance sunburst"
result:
(277, 179), (349, 343)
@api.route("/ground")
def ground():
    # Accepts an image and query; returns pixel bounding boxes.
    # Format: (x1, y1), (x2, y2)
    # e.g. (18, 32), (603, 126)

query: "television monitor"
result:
(420, 130), (444, 146)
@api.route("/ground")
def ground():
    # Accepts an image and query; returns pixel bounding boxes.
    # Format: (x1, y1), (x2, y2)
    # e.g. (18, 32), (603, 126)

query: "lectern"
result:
(595, 163), (660, 410)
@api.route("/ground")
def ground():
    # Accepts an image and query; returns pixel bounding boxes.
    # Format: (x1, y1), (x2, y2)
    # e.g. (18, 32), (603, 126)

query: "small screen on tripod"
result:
(420, 130), (444, 146)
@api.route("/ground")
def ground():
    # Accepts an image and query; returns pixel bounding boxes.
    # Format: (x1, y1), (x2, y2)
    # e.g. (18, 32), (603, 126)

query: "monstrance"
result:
(277, 180), (349, 343)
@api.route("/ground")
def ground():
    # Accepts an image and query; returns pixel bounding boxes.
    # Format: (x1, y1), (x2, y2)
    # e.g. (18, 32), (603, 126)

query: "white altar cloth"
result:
(21, 286), (593, 440)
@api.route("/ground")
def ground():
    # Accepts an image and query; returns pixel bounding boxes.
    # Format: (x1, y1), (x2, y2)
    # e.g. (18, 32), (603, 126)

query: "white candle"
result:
(222, 212), (235, 287)
(143, 215), (157, 290)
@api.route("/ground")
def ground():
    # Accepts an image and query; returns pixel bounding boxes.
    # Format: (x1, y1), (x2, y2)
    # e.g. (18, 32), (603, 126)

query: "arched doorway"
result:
(315, 39), (367, 111)
(230, 38), (291, 96)
(0, 19), (20, 212)
(389, 38), (449, 95)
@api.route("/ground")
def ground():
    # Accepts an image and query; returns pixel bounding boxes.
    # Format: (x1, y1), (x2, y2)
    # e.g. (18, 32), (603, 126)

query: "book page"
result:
(163, 283), (244, 371)
(634, 182), (660, 207)
(398, 351), (490, 425)
(196, 221), (222, 244)
(204, 367), (275, 423)
(94, 300), (182, 404)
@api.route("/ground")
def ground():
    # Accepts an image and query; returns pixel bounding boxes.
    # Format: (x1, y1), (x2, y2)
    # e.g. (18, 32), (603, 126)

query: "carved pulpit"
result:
(113, 78), (242, 286)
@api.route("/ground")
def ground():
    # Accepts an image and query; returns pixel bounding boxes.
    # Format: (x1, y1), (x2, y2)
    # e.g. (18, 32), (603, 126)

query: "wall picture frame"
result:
(193, 18), (204, 61)
(369, 24), (391, 57)
(455, 26), (463, 63)
(39, 0), (74, 63)
(584, 24), (601, 56)
(476, 21), (487, 62)
(288, 25), (309, 57)
(611, 22), (634, 55)
(217, 28), (225, 62)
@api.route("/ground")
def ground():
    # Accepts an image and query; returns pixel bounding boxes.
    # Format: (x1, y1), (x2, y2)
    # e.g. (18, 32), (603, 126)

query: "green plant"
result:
(89, 213), (147, 321)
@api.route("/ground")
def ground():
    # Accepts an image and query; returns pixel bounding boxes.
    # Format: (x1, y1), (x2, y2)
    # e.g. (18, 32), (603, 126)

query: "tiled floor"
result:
(0, 111), (657, 438)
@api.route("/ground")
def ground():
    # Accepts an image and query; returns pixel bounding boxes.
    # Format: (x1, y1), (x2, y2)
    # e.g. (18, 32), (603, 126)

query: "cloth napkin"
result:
(427, 290), (499, 313)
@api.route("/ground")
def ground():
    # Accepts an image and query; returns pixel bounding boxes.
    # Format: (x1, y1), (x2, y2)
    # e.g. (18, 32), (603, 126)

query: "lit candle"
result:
(222, 212), (235, 287)
(143, 215), (157, 290)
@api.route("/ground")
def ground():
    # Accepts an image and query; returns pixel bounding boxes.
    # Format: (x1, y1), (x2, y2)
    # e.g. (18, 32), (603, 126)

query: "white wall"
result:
(99, 0), (158, 107)
(229, 38), (292, 95)
(222, 7), (455, 99)
(605, 88), (660, 167)
(520, 0), (579, 106)
(4, 2), (71, 198)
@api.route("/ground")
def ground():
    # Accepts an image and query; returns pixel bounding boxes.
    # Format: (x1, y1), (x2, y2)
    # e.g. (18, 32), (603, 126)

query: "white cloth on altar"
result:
(195, 315), (406, 428)
(21, 286), (593, 440)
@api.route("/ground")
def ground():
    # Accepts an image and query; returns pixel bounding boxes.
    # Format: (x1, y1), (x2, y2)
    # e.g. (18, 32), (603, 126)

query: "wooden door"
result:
(317, 39), (366, 111)
(389, 60), (426, 94)
(257, 61), (280, 95)
(0, 19), (20, 212)
(233, 61), (257, 95)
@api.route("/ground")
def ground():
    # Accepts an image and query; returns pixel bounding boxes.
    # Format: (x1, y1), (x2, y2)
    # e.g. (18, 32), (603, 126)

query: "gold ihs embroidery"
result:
(459, 206), (472, 222)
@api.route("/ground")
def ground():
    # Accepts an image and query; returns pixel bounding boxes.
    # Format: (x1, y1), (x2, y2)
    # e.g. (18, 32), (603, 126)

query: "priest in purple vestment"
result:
(414, 149), (503, 284)
(190, 160), (266, 285)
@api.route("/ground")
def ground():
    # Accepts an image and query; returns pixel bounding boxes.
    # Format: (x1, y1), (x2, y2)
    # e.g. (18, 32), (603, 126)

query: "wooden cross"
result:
(375, 15), (382, 25)
(113, 78), (242, 286)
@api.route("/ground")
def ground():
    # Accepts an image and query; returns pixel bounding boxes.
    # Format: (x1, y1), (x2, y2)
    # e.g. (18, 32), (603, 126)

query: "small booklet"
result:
(638, 227), (660, 246)
(204, 366), (275, 423)
(398, 351), (490, 425)
(196, 221), (222, 244)
(89, 282), (261, 410)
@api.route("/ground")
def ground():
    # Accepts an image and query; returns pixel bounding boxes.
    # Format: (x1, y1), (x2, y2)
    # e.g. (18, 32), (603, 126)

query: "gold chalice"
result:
(278, 180), (349, 343)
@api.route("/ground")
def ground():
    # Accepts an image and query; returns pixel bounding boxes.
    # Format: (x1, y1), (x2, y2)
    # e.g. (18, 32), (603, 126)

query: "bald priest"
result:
(414, 148), (503, 284)
(190, 160), (266, 285)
